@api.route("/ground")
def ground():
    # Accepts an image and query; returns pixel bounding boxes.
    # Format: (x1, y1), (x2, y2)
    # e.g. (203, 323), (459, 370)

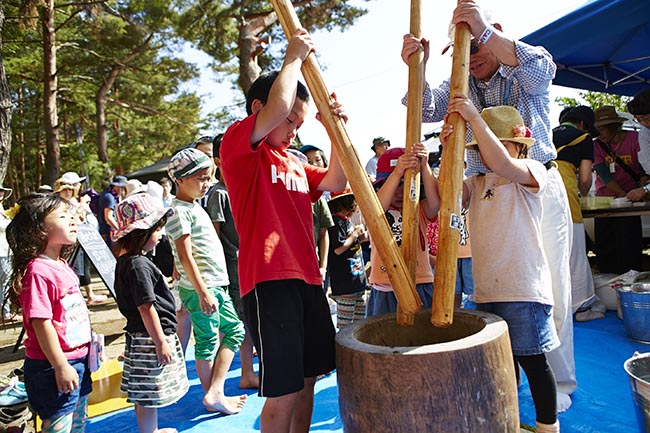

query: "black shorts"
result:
(243, 279), (336, 398)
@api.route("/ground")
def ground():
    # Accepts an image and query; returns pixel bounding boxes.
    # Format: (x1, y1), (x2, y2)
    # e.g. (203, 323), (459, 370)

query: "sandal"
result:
(0, 376), (28, 406)
(0, 403), (32, 430)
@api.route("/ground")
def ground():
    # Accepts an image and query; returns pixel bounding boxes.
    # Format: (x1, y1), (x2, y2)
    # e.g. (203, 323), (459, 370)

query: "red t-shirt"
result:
(20, 257), (91, 360)
(221, 114), (327, 296)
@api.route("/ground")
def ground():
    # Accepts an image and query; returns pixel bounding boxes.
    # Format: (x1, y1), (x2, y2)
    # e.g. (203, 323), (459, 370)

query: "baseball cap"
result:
(112, 193), (173, 242)
(374, 147), (405, 184)
(167, 148), (213, 182)
(61, 171), (86, 185)
(110, 175), (128, 187)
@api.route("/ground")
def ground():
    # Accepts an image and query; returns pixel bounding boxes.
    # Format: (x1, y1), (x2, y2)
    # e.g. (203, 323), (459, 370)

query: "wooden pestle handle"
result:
(430, 20), (471, 328)
(398, 0), (425, 327)
(270, 0), (422, 316)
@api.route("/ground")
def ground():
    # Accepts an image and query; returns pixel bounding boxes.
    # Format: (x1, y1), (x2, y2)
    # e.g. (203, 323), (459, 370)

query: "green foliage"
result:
(3, 0), (203, 192)
(175, 0), (370, 127)
(555, 91), (631, 112)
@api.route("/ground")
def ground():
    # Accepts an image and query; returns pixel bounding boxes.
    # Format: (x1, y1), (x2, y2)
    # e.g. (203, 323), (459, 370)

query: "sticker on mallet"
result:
(449, 214), (461, 230)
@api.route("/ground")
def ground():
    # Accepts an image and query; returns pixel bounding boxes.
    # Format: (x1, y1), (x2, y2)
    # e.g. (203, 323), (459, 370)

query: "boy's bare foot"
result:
(239, 373), (259, 389)
(203, 393), (247, 415)
(155, 428), (177, 433)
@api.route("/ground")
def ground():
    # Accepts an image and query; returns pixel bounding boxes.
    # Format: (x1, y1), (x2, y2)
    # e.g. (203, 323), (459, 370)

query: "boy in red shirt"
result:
(220, 28), (347, 433)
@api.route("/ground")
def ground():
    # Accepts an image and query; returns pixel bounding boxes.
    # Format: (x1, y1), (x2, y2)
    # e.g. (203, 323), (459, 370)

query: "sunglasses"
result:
(470, 40), (480, 55)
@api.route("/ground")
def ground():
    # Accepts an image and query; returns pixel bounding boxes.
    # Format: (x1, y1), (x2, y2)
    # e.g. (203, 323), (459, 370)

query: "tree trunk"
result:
(95, 35), (152, 163)
(0, 0), (12, 186)
(237, 14), (277, 93)
(42, 0), (60, 185)
(96, 68), (120, 163)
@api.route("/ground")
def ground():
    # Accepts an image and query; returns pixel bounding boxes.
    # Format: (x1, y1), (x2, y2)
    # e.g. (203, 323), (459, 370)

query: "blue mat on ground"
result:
(87, 311), (645, 433)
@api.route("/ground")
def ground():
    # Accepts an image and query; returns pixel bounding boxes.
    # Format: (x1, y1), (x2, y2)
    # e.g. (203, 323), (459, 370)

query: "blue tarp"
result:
(522, 0), (650, 96)
(86, 311), (647, 433)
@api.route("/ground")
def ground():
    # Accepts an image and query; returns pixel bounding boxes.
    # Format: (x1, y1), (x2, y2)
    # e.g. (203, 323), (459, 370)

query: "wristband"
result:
(478, 26), (494, 45)
(643, 183), (650, 194)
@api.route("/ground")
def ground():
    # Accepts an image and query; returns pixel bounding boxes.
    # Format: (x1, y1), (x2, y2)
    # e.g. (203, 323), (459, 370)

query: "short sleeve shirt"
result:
(206, 182), (240, 291)
(98, 190), (117, 237)
(114, 254), (177, 335)
(20, 257), (91, 360)
(466, 160), (553, 305)
(328, 215), (367, 296)
(166, 199), (229, 289)
(220, 114), (327, 296)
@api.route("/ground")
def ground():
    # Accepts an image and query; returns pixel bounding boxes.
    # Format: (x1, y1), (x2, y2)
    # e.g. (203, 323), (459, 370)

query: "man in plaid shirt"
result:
(401, 0), (575, 418)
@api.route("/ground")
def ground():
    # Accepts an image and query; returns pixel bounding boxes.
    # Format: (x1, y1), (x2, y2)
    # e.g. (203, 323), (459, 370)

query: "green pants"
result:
(178, 285), (245, 360)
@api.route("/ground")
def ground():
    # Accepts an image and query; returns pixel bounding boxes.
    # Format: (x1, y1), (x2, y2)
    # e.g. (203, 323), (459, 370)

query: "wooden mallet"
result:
(398, 0), (425, 326)
(431, 15), (471, 328)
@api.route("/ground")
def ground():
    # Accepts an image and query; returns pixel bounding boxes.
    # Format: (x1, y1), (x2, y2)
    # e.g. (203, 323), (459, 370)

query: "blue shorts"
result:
(365, 283), (433, 317)
(476, 302), (560, 356)
(24, 356), (92, 420)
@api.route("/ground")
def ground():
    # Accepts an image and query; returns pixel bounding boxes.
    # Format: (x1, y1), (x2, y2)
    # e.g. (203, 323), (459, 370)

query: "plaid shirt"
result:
(403, 41), (557, 176)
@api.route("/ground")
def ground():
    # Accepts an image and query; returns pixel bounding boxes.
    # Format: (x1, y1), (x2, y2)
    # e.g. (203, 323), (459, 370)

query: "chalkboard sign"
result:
(76, 223), (116, 299)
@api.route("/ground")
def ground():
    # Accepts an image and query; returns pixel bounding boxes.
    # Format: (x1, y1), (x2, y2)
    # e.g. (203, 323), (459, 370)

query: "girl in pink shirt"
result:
(7, 194), (93, 432)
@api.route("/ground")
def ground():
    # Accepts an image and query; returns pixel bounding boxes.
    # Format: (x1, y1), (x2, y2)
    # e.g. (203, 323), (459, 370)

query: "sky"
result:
(186, 0), (589, 165)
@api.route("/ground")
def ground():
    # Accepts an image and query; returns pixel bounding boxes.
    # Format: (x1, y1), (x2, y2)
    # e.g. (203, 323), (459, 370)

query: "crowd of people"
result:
(2, 0), (650, 432)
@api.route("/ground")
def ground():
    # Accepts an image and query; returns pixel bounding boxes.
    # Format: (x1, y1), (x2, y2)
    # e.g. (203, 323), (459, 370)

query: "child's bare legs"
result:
(195, 359), (214, 392)
(289, 377), (316, 433)
(239, 333), (258, 389)
(135, 405), (177, 433)
(259, 377), (315, 433)
(176, 305), (192, 355)
(203, 345), (247, 414)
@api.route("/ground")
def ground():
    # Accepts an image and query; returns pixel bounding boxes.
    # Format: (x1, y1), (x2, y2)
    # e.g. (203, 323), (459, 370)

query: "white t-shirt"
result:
(365, 156), (378, 177)
(466, 159), (553, 305)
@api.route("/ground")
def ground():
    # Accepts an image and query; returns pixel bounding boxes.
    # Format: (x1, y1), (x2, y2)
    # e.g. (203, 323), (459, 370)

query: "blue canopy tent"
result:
(522, 0), (650, 96)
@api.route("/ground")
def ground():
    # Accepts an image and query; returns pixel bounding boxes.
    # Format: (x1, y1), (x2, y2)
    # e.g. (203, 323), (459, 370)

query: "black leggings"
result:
(516, 353), (557, 425)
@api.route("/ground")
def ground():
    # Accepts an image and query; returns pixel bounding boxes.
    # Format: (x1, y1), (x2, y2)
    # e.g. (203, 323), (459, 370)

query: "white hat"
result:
(125, 179), (147, 197)
(146, 180), (164, 205)
(61, 171), (86, 185)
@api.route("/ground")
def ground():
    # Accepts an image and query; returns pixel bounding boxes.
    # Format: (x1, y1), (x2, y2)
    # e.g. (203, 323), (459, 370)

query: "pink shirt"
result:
(594, 130), (641, 196)
(221, 114), (327, 296)
(20, 257), (91, 360)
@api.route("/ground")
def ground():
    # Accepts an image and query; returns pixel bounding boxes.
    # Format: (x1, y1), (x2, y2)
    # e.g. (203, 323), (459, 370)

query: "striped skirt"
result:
(120, 332), (189, 408)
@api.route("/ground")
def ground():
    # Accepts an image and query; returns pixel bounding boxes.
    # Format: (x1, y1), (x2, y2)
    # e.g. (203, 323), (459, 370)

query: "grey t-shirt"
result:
(206, 182), (239, 291)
